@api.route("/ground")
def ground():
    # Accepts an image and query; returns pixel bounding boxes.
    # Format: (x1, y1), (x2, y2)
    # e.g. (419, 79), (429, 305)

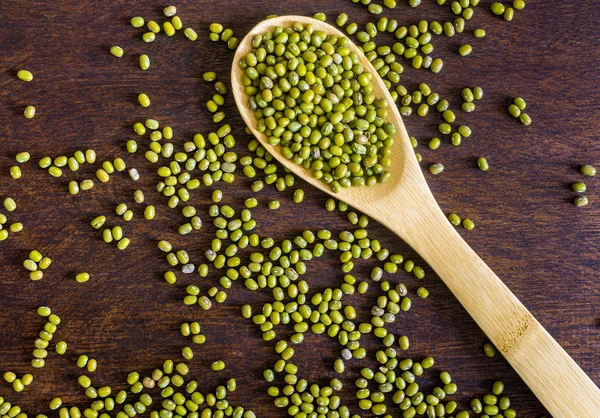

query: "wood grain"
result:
(0, 1), (599, 417)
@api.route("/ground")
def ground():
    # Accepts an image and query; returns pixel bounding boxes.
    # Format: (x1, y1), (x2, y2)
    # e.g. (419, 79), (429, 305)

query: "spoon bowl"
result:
(231, 15), (427, 231)
(232, 15), (600, 418)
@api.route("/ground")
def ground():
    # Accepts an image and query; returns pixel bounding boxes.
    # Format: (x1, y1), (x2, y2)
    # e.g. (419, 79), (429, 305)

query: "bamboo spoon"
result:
(232, 15), (600, 417)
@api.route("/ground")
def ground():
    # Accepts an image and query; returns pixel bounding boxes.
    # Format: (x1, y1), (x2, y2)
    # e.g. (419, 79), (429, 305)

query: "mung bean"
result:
(24, 106), (36, 119)
(429, 163), (444, 175)
(17, 70), (34, 82)
(574, 196), (589, 207)
(477, 157), (489, 171)
(110, 46), (124, 57)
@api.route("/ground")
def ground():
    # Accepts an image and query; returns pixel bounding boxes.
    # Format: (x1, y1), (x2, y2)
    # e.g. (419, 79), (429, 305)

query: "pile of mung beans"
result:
(22, 250), (52, 281)
(241, 23), (397, 192)
(0, 197), (21, 241)
(0, 1), (567, 418)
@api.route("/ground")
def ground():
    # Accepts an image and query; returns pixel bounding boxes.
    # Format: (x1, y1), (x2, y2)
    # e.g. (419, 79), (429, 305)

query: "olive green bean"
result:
(429, 163), (444, 175)
(110, 46), (124, 57)
(574, 196), (589, 207)
(17, 70), (34, 82)
(477, 157), (489, 171)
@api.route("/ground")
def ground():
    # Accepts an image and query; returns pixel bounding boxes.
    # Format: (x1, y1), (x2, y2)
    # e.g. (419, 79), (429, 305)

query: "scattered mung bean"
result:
(581, 165), (596, 177)
(574, 196), (589, 207)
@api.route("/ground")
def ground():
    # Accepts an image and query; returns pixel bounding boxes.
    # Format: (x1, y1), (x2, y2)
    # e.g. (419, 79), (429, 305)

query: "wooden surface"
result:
(0, 1), (599, 417)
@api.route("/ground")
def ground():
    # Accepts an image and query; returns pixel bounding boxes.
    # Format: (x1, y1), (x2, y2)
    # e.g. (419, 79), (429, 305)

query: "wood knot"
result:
(499, 315), (535, 355)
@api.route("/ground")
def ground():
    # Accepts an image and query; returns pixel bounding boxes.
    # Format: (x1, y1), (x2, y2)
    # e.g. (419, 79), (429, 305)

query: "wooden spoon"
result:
(231, 15), (600, 417)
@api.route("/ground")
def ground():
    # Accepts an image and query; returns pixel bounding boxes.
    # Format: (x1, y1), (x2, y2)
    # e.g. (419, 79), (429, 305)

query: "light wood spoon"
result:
(231, 15), (600, 417)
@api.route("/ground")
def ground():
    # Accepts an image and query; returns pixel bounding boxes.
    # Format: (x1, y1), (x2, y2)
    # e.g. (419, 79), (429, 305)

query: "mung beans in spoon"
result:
(239, 22), (396, 193)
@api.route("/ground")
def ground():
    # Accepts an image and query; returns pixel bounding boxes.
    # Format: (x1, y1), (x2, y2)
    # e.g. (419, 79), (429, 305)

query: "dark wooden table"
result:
(0, 1), (598, 417)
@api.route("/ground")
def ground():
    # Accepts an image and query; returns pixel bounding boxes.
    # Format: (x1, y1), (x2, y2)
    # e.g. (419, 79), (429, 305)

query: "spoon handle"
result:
(386, 203), (600, 417)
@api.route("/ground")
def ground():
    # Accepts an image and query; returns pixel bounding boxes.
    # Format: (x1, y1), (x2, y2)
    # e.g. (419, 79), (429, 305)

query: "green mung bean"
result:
(10, 166), (22, 179)
(474, 28), (486, 38)
(491, 2), (505, 14)
(203, 72), (217, 82)
(15, 152), (30, 163)
(514, 97), (526, 110)
(17, 69), (34, 82)
(210, 23), (223, 34)
(313, 12), (326, 21)
(184, 28), (198, 41)
(462, 88), (474, 102)
(182, 347), (194, 360)
(50, 398), (63, 410)
(448, 213), (461, 226)
(142, 32), (155, 43)
(463, 218), (475, 230)
(429, 137), (441, 150)
(491, 380), (504, 395)
(3, 198), (16, 212)
(211, 361), (225, 371)
(147, 20), (160, 33)
(56, 341), (68, 354)
(221, 28), (233, 42)
(438, 123), (452, 135)
(48, 313), (60, 325)
(336, 13), (348, 27)
(87, 359), (98, 372)
(77, 355), (89, 368)
(483, 342), (496, 358)
(368, 4), (383, 14)
(84, 149), (96, 163)
(519, 113), (531, 125)
(293, 189), (304, 203)
(458, 125), (472, 137)
(574, 196), (589, 207)
(508, 104), (521, 118)
(458, 44), (472, 56)
(462, 102), (476, 112)
(581, 165), (596, 176)
(110, 46), (123, 57)
(139, 54), (150, 71)
(24, 106), (36, 119)
(138, 94), (150, 108)
(4, 372), (17, 384)
(144, 205), (155, 220)
(131, 17), (144, 27)
(429, 163), (444, 175)
(9, 222), (23, 232)
(39, 157), (51, 168)
(117, 238), (130, 250)
(76, 272), (90, 283)
(477, 157), (489, 171)
(431, 58), (443, 73)
(79, 179), (94, 191)
(13, 379), (24, 392)
(37, 306), (51, 316)
(39, 256), (51, 269)
(163, 5), (176, 16)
